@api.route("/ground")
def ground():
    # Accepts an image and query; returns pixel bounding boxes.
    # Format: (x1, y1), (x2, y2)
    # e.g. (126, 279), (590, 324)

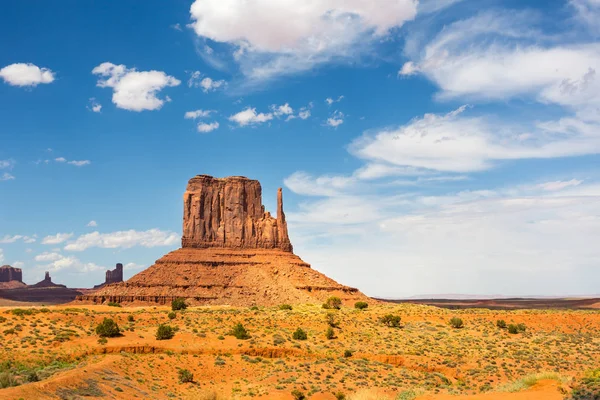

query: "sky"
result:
(1, 0), (600, 298)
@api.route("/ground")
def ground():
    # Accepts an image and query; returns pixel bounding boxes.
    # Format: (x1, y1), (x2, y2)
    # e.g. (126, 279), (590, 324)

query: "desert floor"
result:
(0, 302), (598, 399)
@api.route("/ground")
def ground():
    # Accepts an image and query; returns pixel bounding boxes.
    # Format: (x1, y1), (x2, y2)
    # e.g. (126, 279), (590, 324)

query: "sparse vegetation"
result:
(107, 302), (121, 307)
(127, 315), (134, 322)
(279, 304), (293, 310)
(449, 316), (464, 329)
(354, 301), (368, 310)
(178, 368), (194, 383)
(229, 323), (250, 340)
(380, 314), (401, 328)
(568, 368), (600, 400)
(326, 312), (339, 328)
(156, 324), (175, 340)
(95, 318), (120, 337)
(291, 389), (306, 400)
(325, 327), (335, 340)
(322, 296), (342, 310)
(496, 319), (507, 329)
(343, 350), (353, 358)
(168, 311), (176, 320)
(292, 327), (308, 340)
(171, 298), (188, 311)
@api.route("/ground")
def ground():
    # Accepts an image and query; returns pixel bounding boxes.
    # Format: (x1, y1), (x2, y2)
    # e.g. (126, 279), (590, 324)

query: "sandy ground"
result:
(0, 303), (597, 399)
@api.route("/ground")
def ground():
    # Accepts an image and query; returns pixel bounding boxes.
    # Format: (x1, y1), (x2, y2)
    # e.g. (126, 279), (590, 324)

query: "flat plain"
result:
(0, 302), (599, 399)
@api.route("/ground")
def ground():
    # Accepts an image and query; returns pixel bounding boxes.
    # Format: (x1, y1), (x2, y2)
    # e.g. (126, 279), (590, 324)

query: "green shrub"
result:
(291, 389), (306, 400)
(449, 317), (464, 329)
(168, 311), (176, 320)
(292, 328), (308, 340)
(517, 322), (527, 332)
(343, 350), (353, 358)
(95, 318), (120, 337)
(334, 392), (346, 400)
(249, 306), (259, 311)
(326, 327), (335, 340)
(229, 323), (250, 340)
(326, 312), (339, 328)
(11, 308), (34, 317)
(354, 301), (368, 310)
(380, 314), (402, 328)
(279, 304), (293, 310)
(322, 296), (342, 310)
(178, 369), (194, 383)
(127, 315), (134, 322)
(0, 371), (18, 389)
(568, 369), (600, 400)
(156, 324), (175, 340)
(496, 319), (507, 329)
(107, 302), (121, 307)
(171, 298), (187, 311)
(98, 337), (108, 345)
(508, 324), (519, 334)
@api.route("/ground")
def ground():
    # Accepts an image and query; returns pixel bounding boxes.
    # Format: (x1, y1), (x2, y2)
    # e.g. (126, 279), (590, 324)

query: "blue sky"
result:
(1, 0), (599, 297)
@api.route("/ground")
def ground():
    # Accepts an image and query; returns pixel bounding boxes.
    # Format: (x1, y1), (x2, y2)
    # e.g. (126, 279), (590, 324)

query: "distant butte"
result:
(80, 175), (369, 306)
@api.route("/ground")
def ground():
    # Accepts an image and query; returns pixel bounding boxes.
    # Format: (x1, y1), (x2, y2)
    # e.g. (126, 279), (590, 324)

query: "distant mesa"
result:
(0, 265), (26, 289)
(94, 263), (124, 289)
(31, 271), (66, 288)
(80, 175), (368, 306)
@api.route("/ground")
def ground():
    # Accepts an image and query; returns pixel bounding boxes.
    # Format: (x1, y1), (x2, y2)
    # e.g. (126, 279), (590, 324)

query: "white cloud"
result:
(285, 171), (355, 197)
(124, 262), (145, 271)
(187, 71), (226, 92)
(87, 220), (98, 227)
(326, 95), (344, 105)
(537, 179), (583, 191)
(571, 0), (600, 35)
(184, 109), (213, 119)
(0, 159), (15, 169)
(398, 61), (420, 76)
(189, 0), (417, 80)
(54, 157), (90, 167)
(1, 173), (15, 181)
(349, 105), (600, 173)
(34, 252), (62, 262)
(0, 63), (55, 87)
(229, 107), (273, 126)
(197, 121), (220, 133)
(87, 98), (102, 113)
(326, 111), (344, 127)
(171, 23), (183, 31)
(0, 235), (36, 244)
(272, 103), (294, 117)
(38, 254), (103, 274)
(64, 229), (179, 251)
(42, 233), (73, 245)
(92, 62), (180, 111)
(298, 109), (311, 120)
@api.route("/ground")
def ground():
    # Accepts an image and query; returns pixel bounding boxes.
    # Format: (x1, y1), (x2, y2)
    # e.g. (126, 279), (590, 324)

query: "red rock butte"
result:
(79, 175), (369, 306)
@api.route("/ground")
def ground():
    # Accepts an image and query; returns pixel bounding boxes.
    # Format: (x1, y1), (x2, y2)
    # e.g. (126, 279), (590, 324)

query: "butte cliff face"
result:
(182, 175), (292, 252)
(0, 265), (23, 283)
(80, 175), (368, 306)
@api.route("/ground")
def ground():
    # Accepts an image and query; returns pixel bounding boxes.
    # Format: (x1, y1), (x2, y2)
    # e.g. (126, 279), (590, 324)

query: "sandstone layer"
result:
(79, 175), (369, 306)
(182, 175), (292, 252)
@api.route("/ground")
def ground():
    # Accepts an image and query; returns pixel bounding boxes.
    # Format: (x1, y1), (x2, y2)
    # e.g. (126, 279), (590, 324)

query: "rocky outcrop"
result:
(31, 271), (66, 288)
(78, 174), (369, 306)
(0, 265), (23, 283)
(182, 175), (293, 252)
(94, 263), (124, 288)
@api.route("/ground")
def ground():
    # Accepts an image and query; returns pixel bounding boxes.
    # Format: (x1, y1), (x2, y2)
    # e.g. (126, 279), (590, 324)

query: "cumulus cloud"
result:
(187, 71), (226, 92)
(197, 122), (220, 133)
(0, 63), (55, 87)
(326, 111), (344, 127)
(87, 98), (102, 113)
(0, 235), (36, 244)
(229, 107), (273, 126)
(86, 220), (98, 227)
(34, 252), (63, 262)
(38, 254), (103, 274)
(92, 62), (180, 111)
(42, 233), (74, 245)
(188, 0), (417, 80)
(64, 229), (179, 251)
(326, 96), (344, 106)
(184, 109), (213, 119)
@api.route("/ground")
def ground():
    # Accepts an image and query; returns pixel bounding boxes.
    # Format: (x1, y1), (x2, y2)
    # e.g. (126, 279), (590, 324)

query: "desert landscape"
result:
(0, 175), (598, 400)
